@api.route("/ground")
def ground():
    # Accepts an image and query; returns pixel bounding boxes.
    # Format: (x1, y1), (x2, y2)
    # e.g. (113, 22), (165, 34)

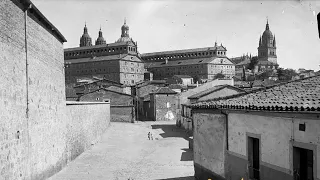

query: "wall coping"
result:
(110, 105), (134, 107)
(66, 101), (110, 106)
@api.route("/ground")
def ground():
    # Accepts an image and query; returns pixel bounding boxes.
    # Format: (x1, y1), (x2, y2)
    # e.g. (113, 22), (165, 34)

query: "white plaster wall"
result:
(293, 118), (320, 178)
(228, 113), (320, 178)
(228, 113), (292, 170)
(193, 113), (226, 177)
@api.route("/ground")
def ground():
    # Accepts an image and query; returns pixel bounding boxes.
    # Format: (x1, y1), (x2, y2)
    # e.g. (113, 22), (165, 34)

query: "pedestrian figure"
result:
(148, 132), (150, 140)
(150, 133), (153, 140)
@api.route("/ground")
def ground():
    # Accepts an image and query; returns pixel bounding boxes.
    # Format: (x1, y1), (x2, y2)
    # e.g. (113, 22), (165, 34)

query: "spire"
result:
(273, 35), (276, 47)
(124, 17), (126, 25)
(84, 22), (88, 34)
(266, 18), (269, 30)
(214, 41), (217, 47)
(259, 36), (262, 46)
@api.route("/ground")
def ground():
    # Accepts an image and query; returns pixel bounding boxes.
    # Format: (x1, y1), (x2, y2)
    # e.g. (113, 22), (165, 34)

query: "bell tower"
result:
(257, 19), (277, 64)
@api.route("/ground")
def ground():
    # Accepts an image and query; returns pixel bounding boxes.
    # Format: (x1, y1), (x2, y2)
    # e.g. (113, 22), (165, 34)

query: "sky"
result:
(32, 0), (320, 71)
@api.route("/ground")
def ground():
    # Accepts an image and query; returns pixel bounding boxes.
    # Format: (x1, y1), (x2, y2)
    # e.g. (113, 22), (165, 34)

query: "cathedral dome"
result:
(95, 28), (106, 45)
(80, 23), (92, 47)
(116, 36), (132, 43)
(262, 20), (273, 39)
(121, 23), (129, 30)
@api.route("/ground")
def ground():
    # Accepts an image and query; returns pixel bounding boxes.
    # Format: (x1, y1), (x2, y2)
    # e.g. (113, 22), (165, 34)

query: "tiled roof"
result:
(145, 57), (233, 68)
(188, 85), (246, 99)
(65, 54), (141, 63)
(141, 46), (227, 57)
(191, 75), (320, 112)
(153, 87), (177, 94)
(80, 88), (133, 97)
(168, 84), (187, 90)
(74, 78), (123, 88)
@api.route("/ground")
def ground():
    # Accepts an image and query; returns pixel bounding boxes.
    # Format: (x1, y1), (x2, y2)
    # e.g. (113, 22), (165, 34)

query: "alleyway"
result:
(48, 121), (194, 180)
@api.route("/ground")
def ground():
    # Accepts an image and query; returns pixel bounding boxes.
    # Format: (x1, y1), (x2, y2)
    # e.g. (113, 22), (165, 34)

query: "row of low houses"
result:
(186, 75), (320, 180)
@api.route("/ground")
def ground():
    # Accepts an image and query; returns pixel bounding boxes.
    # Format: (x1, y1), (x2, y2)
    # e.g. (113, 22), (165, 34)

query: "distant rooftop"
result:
(191, 75), (320, 112)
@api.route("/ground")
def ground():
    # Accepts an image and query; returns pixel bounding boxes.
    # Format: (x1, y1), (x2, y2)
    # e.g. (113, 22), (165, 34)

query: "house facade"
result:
(190, 75), (320, 180)
(144, 87), (178, 121)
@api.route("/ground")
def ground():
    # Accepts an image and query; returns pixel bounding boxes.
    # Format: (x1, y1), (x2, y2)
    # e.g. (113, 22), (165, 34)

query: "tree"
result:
(214, 73), (225, 79)
(277, 68), (298, 81)
(247, 56), (259, 70)
(256, 69), (274, 80)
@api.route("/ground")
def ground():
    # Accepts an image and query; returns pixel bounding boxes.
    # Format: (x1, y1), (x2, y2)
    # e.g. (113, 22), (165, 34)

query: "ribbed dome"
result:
(116, 36), (132, 43)
(95, 28), (106, 45)
(262, 21), (273, 39)
(80, 23), (92, 47)
(122, 23), (129, 30)
(263, 30), (273, 39)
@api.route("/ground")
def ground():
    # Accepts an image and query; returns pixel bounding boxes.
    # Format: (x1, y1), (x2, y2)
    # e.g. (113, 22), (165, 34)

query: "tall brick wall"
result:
(110, 106), (135, 123)
(26, 6), (68, 180)
(0, 1), (111, 180)
(0, 1), (29, 179)
(66, 102), (110, 161)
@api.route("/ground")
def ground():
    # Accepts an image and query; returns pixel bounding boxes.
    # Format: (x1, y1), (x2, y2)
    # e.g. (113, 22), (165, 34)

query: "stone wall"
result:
(154, 94), (178, 121)
(66, 102), (110, 161)
(193, 112), (227, 180)
(0, 1), (111, 180)
(111, 105), (135, 123)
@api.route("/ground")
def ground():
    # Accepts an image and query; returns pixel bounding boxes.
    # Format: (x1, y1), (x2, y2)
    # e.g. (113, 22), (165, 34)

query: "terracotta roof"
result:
(153, 87), (177, 94)
(80, 88), (133, 97)
(141, 46), (227, 57)
(65, 54), (141, 63)
(74, 78), (123, 88)
(188, 85), (246, 100)
(168, 84), (187, 89)
(145, 57), (234, 68)
(191, 75), (320, 112)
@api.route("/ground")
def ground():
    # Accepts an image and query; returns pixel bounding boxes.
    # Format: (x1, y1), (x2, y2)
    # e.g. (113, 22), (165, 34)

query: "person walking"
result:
(150, 133), (153, 140)
(148, 132), (150, 140)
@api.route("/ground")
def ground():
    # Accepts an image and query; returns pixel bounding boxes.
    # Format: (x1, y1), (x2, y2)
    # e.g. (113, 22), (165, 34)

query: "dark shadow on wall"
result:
(181, 148), (193, 161)
(151, 124), (192, 141)
(156, 176), (195, 180)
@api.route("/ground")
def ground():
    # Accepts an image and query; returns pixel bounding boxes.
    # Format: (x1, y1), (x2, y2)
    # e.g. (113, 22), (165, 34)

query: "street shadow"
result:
(151, 124), (192, 141)
(180, 148), (193, 161)
(156, 176), (194, 180)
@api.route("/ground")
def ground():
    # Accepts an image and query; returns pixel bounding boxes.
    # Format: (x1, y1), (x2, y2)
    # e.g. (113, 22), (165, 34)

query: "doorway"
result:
(248, 136), (260, 180)
(293, 147), (313, 180)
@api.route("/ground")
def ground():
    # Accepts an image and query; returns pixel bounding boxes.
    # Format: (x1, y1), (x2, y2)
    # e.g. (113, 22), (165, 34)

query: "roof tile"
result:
(191, 75), (320, 112)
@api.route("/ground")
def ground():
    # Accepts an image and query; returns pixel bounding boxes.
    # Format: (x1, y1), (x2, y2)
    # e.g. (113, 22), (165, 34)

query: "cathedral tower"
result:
(95, 27), (106, 45)
(80, 23), (92, 47)
(257, 20), (277, 64)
